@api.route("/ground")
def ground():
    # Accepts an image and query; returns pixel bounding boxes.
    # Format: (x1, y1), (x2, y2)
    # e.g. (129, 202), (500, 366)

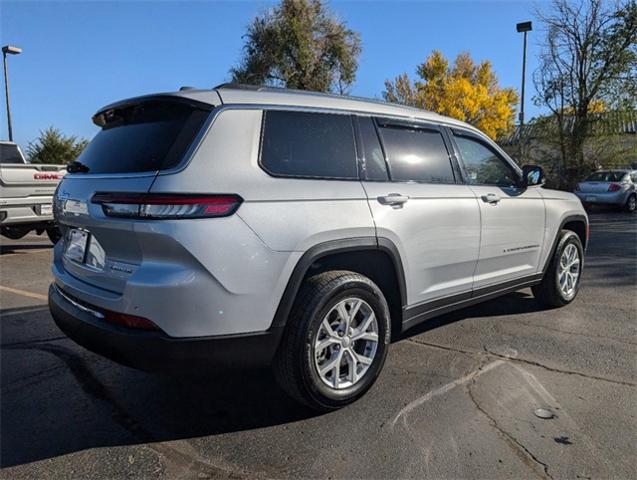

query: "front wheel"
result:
(532, 230), (583, 308)
(273, 271), (391, 411)
(46, 226), (62, 244)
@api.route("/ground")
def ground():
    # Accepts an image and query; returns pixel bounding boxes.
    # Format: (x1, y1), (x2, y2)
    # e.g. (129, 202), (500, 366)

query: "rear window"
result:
(585, 171), (627, 182)
(0, 143), (24, 164)
(260, 110), (357, 179)
(379, 126), (455, 183)
(77, 101), (209, 174)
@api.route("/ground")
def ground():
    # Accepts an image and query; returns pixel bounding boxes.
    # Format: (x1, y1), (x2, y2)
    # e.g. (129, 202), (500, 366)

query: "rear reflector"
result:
(104, 310), (160, 331)
(91, 193), (242, 219)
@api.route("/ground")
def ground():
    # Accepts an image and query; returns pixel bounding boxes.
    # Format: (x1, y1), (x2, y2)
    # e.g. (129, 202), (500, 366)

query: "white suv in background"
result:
(49, 85), (588, 410)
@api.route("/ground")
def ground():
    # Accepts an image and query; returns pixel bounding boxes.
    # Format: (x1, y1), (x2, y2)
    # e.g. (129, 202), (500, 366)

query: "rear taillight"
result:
(91, 193), (242, 219)
(608, 183), (622, 192)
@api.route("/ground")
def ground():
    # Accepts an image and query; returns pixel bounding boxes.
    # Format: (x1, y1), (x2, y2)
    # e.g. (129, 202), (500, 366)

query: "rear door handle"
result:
(481, 193), (501, 204)
(377, 193), (409, 208)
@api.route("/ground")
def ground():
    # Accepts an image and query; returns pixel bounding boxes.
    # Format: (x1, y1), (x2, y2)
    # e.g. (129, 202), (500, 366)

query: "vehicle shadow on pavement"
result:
(1, 306), (319, 468)
(397, 291), (543, 340)
(0, 243), (53, 255)
(0, 291), (560, 469)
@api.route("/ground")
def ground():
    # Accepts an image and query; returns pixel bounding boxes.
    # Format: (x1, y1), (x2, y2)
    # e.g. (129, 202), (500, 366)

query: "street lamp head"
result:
(2, 45), (22, 55)
(516, 21), (532, 33)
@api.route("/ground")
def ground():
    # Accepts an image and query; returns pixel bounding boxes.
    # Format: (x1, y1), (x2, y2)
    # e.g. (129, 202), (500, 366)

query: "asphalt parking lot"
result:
(1, 210), (635, 480)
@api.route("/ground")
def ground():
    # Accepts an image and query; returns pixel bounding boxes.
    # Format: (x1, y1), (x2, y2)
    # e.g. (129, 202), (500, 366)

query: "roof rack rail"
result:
(213, 83), (263, 91)
(212, 82), (435, 117)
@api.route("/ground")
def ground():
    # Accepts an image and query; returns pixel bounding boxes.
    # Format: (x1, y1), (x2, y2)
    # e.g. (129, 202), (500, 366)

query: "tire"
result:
(273, 270), (391, 411)
(624, 193), (636, 213)
(46, 226), (62, 244)
(532, 230), (583, 308)
(0, 226), (29, 240)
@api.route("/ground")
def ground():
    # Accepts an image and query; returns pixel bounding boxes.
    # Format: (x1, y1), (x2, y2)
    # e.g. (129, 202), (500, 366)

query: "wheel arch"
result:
(271, 237), (407, 339)
(542, 214), (588, 274)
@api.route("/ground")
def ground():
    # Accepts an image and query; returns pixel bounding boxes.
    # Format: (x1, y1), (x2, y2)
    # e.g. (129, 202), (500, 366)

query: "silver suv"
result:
(49, 85), (588, 410)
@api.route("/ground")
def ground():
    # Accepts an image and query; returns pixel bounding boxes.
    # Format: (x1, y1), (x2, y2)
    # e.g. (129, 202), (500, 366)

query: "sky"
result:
(1, 0), (548, 150)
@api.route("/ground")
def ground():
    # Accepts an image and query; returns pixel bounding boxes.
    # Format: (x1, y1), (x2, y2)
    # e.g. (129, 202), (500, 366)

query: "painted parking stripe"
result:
(0, 285), (48, 301)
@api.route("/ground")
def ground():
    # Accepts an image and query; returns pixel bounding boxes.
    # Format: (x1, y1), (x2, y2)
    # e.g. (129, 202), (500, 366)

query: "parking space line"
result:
(391, 359), (506, 429)
(0, 285), (48, 301)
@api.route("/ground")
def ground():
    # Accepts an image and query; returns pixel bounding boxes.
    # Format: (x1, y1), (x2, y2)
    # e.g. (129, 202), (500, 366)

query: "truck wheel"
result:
(1, 226), (29, 240)
(274, 270), (391, 411)
(625, 194), (636, 213)
(532, 230), (583, 308)
(46, 227), (62, 244)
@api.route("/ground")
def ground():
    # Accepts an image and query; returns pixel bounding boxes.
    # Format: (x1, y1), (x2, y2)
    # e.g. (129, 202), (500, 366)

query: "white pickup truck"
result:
(0, 141), (66, 243)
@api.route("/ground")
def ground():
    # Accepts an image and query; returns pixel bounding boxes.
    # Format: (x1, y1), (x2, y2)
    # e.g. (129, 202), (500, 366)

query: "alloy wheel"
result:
(313, 297), (379, 390)
(558, 243), (580, 300)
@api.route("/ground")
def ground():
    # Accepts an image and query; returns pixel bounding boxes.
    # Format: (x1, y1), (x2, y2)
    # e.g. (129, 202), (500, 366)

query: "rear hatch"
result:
(56, 95), (215, 293)
(578, 171), (627, 193)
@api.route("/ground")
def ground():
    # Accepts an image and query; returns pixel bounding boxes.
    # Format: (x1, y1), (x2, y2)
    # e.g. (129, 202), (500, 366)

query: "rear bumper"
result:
(49, 283), (283, 372)
(575, 190), (630, 206)
(0, 205), (54, 224)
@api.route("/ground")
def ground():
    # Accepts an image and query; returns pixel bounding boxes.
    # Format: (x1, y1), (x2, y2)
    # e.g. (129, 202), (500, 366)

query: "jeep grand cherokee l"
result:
(49, 84), (588, 410)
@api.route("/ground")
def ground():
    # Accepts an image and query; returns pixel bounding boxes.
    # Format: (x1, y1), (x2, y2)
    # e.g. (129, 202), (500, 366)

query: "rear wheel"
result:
(0, 226), (29, 240)
(273, 271), (391, 411)
(624, 194), (636, 213)
(532, 230), (583, 308)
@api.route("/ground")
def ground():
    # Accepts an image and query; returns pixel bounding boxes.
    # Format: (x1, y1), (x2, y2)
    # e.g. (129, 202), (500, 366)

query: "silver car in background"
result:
(575, 170), (637, 212)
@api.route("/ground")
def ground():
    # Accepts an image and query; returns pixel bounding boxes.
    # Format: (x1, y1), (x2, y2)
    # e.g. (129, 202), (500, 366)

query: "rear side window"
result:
(585, 171), (627, 182)
(77, 101), (209, 174)
(260, 111), (357, 179)
(378, 126), (455, 183)
(0, 143), (24, 164)
(357, 117), (388, 181)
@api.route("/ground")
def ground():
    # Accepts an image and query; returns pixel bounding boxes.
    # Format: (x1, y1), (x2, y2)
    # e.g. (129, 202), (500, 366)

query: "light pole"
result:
(2, 45), (22, 142)
(516, 22), (532, 127)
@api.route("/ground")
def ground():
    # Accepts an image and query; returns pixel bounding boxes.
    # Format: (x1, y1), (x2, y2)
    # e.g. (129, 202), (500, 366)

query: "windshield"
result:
(585, 171), (627, 182)
(0, 144), (25, 164)
(76, 100), (210, 174)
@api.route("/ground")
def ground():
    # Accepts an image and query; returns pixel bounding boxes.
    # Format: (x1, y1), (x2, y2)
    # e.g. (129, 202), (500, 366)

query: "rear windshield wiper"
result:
(67, 161), (90, 173)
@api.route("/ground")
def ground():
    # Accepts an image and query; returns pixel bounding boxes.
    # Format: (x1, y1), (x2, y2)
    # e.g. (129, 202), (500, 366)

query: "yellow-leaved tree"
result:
(383, 51), (518, 140)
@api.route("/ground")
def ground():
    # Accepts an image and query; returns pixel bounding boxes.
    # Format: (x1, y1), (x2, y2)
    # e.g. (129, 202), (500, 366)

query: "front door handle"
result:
(481, 193), (501, 204)
(378, 193), (409, 208)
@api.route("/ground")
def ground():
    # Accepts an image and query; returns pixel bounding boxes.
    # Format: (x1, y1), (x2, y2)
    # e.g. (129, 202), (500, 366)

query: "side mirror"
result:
(521, 165), (545, 187)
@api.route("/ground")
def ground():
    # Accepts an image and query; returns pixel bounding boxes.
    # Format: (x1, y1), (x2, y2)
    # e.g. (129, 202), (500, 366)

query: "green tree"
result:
(384, 51), (518, 140)
(26, 127), (88, 165)
(230, 0), (362, 93)
(534, 0), (637, 189)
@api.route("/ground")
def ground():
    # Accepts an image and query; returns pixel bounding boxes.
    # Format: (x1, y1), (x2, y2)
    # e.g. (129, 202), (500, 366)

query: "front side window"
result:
(260, 110), (357, 179)
(454, 135), (518, 187)
(378, 126), (455, 183)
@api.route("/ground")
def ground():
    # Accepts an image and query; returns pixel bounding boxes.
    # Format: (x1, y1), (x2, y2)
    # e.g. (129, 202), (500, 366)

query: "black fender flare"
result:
(270, 236), (407, 329)
(541, 214), (588, 275)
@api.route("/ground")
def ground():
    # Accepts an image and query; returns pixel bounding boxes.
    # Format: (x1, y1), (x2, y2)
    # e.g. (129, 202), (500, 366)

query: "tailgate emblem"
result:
(63, 199), (88, 216)
(110, 263), (133, 275)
